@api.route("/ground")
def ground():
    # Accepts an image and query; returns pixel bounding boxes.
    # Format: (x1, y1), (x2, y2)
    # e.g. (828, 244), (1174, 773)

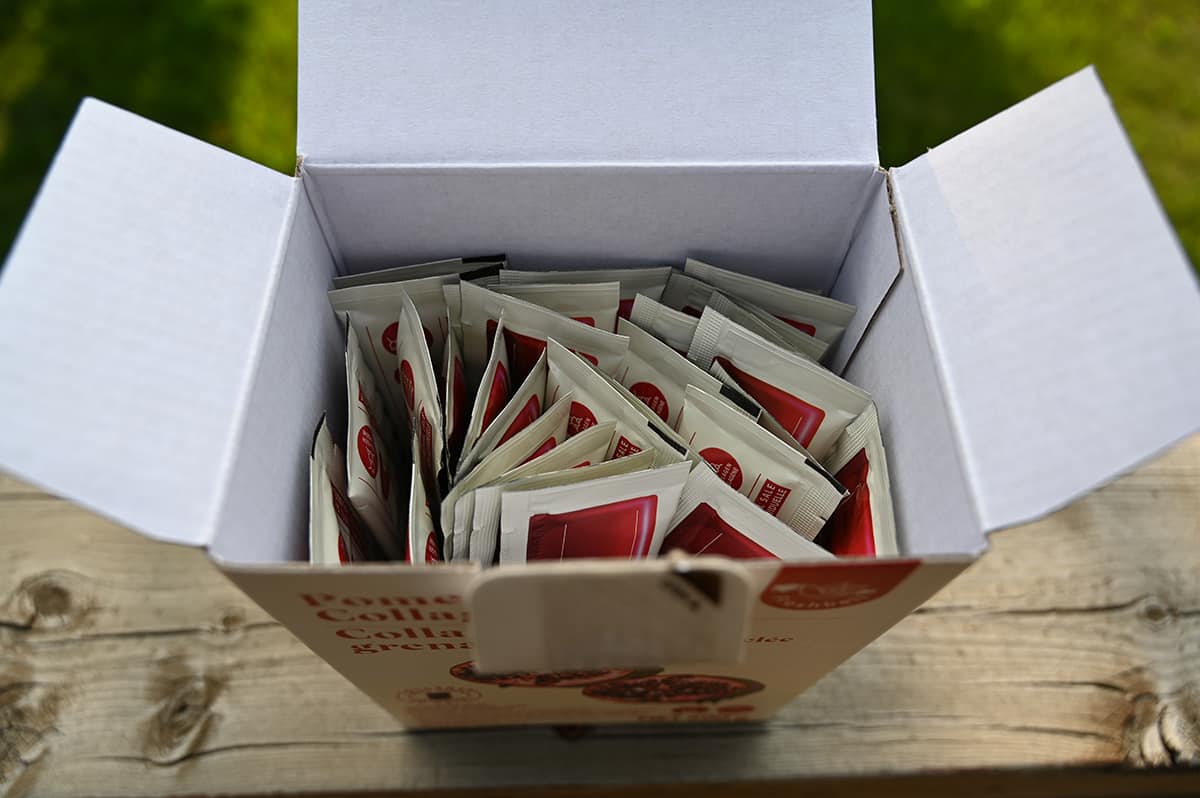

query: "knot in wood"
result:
(142, 665), (226, 767)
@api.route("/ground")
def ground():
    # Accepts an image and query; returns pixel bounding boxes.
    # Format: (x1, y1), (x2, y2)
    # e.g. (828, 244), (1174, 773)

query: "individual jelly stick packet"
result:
(687, 308), (870, 461)
(459, 280), (629, 385)
(545, 340), (693, 467)
(493, 281), (620, 333)
(705, 291), (828, 363)
(464, 422), (630, 565)
(395, 288), (446, 502)
(441, 393), (575, 561)
(329, 275), (455, 398)
(817, 403), (899, 557)
(443, 320), (469, 472)
(309, 415), (374, 564)
(615, 317), (736, 428)
(661, 465), (834, 561)
(499, 460), (691, 564)
(408, 460), (441, 564)
(658, 270), (716, 317)
(497, 266), (671, 320)
(345, 325), (407, 560)
(456, 349), (549, 478)
(444, 282), (463, 349)
(627, 294), (701, 355)
(684, 258), (854, 344)
(332, 254), (506, 289)
(457, 315), (512, 475)
(471, 448), (657, 566)
(675, 385), (846, 539)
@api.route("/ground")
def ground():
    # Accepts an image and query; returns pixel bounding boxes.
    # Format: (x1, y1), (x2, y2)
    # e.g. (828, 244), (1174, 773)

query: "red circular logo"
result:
(381, 322), (399, 355)
(568, 401), (598, 435)
(356, 426), (378, 477)
(399, 360), (416, 411)
(700, 447), (743, 490)
(630, 381), (670, 422)
(760, 561), (920, 610)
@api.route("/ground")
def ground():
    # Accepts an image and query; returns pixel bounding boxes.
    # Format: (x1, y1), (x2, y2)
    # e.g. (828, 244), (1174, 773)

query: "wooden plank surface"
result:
(1, 436), (1198, 798)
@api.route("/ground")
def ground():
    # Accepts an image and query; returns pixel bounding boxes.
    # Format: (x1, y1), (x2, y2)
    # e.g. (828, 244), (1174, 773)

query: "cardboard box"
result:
(1, 1), (1198, 728)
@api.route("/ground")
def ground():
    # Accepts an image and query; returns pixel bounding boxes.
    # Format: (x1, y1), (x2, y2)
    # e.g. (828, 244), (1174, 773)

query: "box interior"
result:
(208, 160), (953, 565)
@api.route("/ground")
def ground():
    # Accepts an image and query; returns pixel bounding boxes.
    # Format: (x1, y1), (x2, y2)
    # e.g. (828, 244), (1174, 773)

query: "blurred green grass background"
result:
(1, 0), (1197, 265)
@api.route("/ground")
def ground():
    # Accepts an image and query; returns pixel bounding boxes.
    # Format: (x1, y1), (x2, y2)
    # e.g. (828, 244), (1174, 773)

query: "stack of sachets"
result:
(308, 256), (898, 567)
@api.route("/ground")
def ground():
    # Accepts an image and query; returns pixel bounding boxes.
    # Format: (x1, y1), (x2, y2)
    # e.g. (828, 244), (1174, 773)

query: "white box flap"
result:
(298, 0), (878, 166)
(0, 99), (295, 548)
(890, 68), (1200, 532)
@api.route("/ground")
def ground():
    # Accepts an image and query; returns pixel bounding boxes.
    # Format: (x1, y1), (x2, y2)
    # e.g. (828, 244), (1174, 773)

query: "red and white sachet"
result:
(687, 308), (870, 461)
(441, 394), (575, 561)
(460, 281), (628, 385)
(614, 318), (744, 429)
(661, 465), (834, 560)
(496, 266), (671, 320)
(329, 275), (455, 399)
(344, 324), (407, 560)
(395, 288), (446, 501)
(407, 461), (441, 564)
(468, 427), (655, 566)
(443, 321), (469, 471)
(705, 291), (828, 363)
(684, 258), (854, 344)
(818, 403), (899, 557)
(309, 415), (374, 564)
(493, 281), (621, 333)
(545, 340), (693, 466)
(675, 385), (846, 539)
(499, 460), (692, 564)
(456, 349), (549, 478)
(456, 316), (512, 475)
(627, 294), (701, 355)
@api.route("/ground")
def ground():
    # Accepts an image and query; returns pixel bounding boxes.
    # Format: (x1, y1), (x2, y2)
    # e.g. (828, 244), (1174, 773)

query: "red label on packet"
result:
(618, 298), (635, 319)
(526, 495), (659, 559)
(611, 435), (644, 458)
(715, 356), (824, 447)
(754, 479), (792, 515)
(823, 449), (875, 556)
(629, 381), (669, 422)
(496, 394), (542, 447)
(567, 401), (599, 435)
(519, 435), (558, 466)
(382, 321), (398, 354)
(424, 530), (441, 563)
(760, 559), (919, 610)
(487, 322), (601, 383)
(779, 317), (817, 336)
(356, 426), (378, 477)
(572, 316), (596, 327)
(482, 361), (511, 432)
(699, 447), (743, 489)
(682, 305), (703, 317)
(661, 503), (775, 558)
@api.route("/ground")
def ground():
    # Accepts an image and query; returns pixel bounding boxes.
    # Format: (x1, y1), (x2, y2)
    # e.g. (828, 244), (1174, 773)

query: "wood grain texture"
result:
(0, 436), (1198, 798)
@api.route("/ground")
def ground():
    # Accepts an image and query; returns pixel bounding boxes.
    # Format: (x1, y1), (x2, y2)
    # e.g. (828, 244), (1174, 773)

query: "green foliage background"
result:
(1, 0), (1197, 265)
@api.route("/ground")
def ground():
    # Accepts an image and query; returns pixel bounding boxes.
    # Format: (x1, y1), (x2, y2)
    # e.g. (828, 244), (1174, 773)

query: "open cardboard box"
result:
(2, 2), (1199, 728)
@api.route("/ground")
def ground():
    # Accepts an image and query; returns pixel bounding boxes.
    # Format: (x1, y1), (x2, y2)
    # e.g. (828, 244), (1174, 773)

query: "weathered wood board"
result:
(1, 437), (1197, 797)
